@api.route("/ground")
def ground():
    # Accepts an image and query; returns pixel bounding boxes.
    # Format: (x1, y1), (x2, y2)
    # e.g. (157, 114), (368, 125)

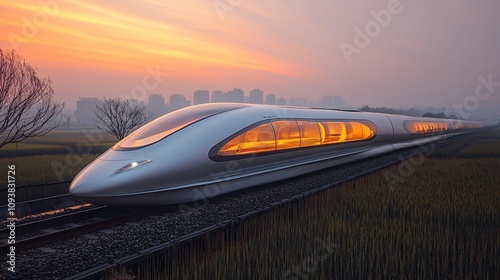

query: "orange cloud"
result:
(0, 0), (297, 79)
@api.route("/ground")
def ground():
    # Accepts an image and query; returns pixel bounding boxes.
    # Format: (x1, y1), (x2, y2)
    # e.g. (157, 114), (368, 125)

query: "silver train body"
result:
(69, 103), (482, 205)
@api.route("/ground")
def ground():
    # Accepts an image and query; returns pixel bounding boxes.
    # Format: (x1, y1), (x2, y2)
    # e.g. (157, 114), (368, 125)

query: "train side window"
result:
(346, 122), (373, 140)
(361, 122), (375, 138)
(404, 121), (450, 134)
(453, 121), (483, 129)
(272, 120), (301, 150)
(322, 122), (346, 143)
(218, 122), (276, 156)
(216, 119), (377, 158)
(297, 121), (321, 147)
(322, 121), (375, 143)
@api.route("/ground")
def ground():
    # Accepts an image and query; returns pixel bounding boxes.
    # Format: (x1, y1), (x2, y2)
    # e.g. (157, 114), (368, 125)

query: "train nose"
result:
(69, 159), (116, 197)
(69, 158), (154, 198)
(69, 172), (102, 197)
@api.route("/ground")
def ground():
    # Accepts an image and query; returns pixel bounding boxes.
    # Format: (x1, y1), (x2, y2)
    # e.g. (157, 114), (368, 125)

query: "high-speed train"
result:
(69, 103), (483, 205)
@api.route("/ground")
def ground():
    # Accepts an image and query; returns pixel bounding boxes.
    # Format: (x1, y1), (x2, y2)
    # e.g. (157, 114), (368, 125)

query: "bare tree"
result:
(0, 49), (68, 149)
(94, 98), (147, 140)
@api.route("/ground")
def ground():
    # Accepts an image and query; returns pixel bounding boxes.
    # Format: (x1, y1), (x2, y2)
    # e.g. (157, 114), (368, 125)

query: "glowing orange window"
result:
(454, 121), (466, 129)
(217, 119), (377, 157)
(297, 121), (321, 147)
(322, 121), (375, 143)
(218, 122), (276, 156)
(404, 121), (450, 134)
(322, 122), (346, 143)
(272, 120), (301, 150)
(346, 122), (374, 141)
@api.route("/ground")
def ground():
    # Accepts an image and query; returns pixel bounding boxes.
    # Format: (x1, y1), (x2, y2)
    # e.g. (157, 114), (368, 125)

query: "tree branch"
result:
(0, 49), (68, 149)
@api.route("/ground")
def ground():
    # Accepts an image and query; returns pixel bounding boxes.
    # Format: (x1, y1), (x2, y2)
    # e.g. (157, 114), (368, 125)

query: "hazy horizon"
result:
(1, 0), (499, 120)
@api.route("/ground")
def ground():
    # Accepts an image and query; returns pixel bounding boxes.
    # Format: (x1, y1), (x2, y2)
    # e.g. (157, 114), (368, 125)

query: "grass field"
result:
(0, 129), (116, 157)
(112, 127), (500, 279)
(0, 154), (99, 186)
(0, 154), (100, 204)
(0, 129), (115, 203)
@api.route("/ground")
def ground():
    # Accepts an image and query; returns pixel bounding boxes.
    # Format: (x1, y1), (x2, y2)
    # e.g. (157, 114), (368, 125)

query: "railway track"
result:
(0, 193), (82, 221)
(0, 206), (153, 255)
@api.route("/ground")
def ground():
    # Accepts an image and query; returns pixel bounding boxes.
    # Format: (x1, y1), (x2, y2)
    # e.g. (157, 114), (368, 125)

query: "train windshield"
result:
(113, 104), (243, 150)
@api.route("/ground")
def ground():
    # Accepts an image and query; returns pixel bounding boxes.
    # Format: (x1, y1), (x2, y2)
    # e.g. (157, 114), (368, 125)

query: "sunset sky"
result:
(1, 0), (499, 119)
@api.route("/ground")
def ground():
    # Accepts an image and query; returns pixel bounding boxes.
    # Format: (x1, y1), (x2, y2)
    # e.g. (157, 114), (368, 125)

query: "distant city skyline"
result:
(73, 88), (349, 109)
(70, 86), (498, 128)
(71, 88), (497, 127)
(71, 89), (350, 127)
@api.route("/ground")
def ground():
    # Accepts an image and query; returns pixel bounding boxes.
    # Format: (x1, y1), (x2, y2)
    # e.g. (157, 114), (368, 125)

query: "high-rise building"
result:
(193, 90), (210, 105)
(211, 90), (225, 103)
(148, 94), (166, 116)
(333, 95), (346, 109)
(318, 95), (345, 109)
(76, 97), (102, 127)
(318, 95), (334, 109)
(265, 94), (276, 105)
(128, 99), (145, 109)
(289, 97), (307, 107)
(249, 89), (264, 104)
(276, 97), (287, 105)
(168, 94), (190, 112)
(226, 88), (244, 103)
